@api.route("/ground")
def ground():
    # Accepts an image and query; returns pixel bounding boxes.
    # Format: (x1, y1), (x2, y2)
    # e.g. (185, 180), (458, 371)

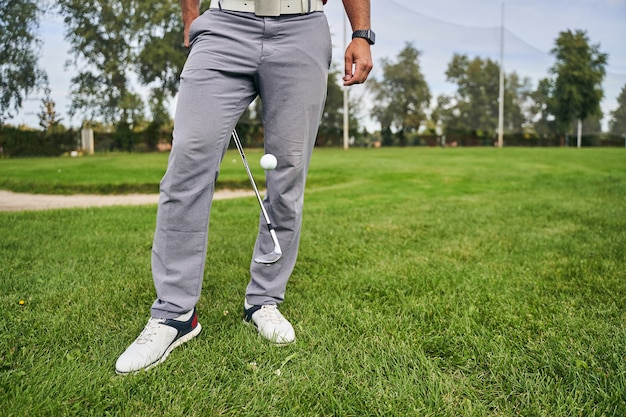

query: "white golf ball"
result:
(260, 153), (277, 171)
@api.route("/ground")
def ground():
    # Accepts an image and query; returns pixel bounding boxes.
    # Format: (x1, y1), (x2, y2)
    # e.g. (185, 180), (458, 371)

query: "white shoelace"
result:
(257, 305), (285, 324)
(136, 318), (165, 344)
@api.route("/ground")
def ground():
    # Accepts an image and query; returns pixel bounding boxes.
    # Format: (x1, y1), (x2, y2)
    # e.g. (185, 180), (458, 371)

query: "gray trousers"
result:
(150, 9), (331, 318)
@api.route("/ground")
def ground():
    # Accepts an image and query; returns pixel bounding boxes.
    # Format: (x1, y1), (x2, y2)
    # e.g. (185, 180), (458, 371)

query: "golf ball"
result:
(260, 153), (277, 171)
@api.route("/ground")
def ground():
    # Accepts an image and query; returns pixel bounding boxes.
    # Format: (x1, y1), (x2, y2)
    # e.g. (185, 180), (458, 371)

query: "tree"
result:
(549, 29), (607, 144)
(143, 89), (173, 151)
(38, 88), (64, 131)
(580, 114), (602, 135)
(317, 67), (360, 147)
(0, 0), (47, 126)
(504, 72), (533, 134)
(442, 54), (500, 137)
(528, 78), (558, 137)
(369, 43), (431, 146)
(136, 0), (193, 127)
(58, 0), (139, 125)
(609, 84), (626, 135)
(430, 95), (449, 128)
(235, 98), (263, 147)
(440, 54), (531, 141)
(57, 0), (190, 128)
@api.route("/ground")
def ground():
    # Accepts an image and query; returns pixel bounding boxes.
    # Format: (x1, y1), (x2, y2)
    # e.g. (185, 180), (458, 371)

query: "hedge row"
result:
(1, 127), (624, 158)
(0, 128), (79, 157)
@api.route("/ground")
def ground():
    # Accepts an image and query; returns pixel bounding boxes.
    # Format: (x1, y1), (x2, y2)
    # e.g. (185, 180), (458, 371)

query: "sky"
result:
(8, 0), (626, 131)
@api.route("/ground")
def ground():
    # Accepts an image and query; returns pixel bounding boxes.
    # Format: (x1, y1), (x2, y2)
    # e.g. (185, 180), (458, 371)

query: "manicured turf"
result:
(1, 148), (625, 416)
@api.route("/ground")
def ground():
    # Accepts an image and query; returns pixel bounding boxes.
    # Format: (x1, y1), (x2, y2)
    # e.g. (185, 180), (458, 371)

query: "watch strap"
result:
(352, 29), (375, 45)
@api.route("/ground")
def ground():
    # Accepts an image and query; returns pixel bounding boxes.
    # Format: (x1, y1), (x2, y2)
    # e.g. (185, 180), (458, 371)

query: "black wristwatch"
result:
(352, 29), (375, 45)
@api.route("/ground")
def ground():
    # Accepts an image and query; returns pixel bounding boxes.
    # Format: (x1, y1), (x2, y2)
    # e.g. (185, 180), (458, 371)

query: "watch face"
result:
(368, 30), (376, 45)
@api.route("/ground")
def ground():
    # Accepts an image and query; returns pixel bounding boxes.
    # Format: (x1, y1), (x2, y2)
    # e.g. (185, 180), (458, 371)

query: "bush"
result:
(0, 127), (78, 157)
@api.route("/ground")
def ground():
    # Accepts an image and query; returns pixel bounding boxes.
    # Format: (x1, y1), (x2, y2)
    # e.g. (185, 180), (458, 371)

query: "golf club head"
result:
(254, 228), (282, 264)
(254, 251), (282, 264)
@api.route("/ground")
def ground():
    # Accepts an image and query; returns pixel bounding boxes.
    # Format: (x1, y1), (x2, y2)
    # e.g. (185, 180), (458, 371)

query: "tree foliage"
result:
(56, 0), (191, 128)
(369, 43), (431, 146)
(528, 78), (558, 137)
(0, 0), (47, 126)
(38, 88), (64, 131)
(503, 72), (532, 133)
(438, 54), (530, 137)
(445, 54), (500, 133)
(609, 84), (626, 135)
(136, 2), (188, 98)
(549, 29), (607, 133)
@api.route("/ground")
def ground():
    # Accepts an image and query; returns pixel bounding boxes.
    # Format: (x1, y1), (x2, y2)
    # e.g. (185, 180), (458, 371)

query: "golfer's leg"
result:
(151, 10), (259, 318)
(246, 12), (332, 306)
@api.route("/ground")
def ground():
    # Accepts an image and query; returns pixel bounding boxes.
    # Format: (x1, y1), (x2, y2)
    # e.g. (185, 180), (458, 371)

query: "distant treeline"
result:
(1, 126), (623, 158)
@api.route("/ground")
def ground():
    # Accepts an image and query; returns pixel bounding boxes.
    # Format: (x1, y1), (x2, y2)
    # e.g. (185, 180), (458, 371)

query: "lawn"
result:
(1, 148), (625, 416)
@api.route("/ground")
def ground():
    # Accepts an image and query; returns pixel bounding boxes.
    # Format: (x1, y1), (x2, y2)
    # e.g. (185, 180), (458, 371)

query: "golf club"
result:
(231, 129), (282, 264)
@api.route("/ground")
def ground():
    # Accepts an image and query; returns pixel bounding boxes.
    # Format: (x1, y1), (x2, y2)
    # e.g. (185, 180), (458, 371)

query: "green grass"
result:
(1, 148), (625, 416)
(0, 151), (257, 194)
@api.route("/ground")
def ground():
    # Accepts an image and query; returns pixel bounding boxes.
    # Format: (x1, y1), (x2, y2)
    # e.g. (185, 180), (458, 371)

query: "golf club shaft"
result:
(231, 129), (282, 257)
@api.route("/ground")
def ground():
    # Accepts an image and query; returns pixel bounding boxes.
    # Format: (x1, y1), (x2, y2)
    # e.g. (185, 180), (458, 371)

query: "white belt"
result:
(210, 0), (324, 16)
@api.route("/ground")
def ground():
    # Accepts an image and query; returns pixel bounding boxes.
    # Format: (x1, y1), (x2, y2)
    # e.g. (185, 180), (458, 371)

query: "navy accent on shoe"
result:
(243, 304), (263, 324)
(242, 302), (296, 345)
(163, 309), (200, 339)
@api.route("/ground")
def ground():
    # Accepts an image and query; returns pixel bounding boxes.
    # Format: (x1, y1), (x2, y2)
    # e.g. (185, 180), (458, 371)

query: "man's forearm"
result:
(180, 0), (200, 26)
(342, 0), (371, 31)
(180, 0), (200, 47)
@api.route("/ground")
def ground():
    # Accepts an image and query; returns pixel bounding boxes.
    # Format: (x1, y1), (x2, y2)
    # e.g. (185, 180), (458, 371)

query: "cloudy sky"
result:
(9, 0), (626, 130)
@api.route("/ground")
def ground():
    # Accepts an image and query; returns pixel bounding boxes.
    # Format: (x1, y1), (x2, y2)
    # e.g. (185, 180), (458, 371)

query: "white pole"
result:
(81, 128), (94, 155)
(577, 119), (582, 148)
(343, 13), (349, 150)
(497, 2), (505, 148)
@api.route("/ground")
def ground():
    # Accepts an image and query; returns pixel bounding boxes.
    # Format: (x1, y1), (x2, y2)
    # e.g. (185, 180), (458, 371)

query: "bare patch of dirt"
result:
(0, 190), (254, 212)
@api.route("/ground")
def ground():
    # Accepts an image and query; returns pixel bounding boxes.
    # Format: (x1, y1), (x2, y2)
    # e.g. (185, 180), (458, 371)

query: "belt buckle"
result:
(254, 0), (281, 16)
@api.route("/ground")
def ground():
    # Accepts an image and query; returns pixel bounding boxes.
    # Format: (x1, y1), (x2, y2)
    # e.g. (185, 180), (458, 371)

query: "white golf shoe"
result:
(243, 302), (295, 345)
(115, 308), (202, 375)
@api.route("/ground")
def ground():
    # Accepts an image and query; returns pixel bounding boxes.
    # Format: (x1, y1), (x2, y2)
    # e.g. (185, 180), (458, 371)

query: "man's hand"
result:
(343, 38), (373, 86)
(181, 0), (200, 47)
(341, 0), (373, 85)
